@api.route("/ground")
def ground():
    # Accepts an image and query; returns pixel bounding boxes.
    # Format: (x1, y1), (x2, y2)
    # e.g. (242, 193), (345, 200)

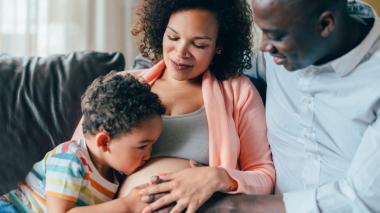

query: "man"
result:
(204, 0), (380, 212)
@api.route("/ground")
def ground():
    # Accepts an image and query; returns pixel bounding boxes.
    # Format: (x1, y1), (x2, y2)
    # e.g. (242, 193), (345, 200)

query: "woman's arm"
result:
(223, 76), (275, 194)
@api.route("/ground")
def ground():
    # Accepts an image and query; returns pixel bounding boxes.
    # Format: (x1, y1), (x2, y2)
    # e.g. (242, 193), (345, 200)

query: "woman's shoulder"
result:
(222, 74), (256, 91)
(219, 75), (262, 106)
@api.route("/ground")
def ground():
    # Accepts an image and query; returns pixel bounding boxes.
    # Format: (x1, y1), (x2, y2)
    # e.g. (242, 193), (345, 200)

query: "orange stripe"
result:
(21, 183), (46, 206)
(45, 191), (77, 202)
(83, 173), (114, 198)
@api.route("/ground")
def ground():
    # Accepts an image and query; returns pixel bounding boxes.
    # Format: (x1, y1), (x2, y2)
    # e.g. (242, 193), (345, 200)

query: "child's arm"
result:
(47, 185), (148, 213)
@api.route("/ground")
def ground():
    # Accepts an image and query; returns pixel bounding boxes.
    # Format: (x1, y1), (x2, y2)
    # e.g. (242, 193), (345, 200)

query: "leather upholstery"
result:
(0, 51), (125, 194)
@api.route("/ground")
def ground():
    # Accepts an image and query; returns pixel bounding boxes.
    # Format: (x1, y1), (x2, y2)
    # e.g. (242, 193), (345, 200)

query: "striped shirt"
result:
(14, 139), (119, 213)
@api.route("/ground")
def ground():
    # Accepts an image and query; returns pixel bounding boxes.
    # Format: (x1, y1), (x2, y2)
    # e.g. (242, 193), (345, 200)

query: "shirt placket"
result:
(298, 69), (320, 189)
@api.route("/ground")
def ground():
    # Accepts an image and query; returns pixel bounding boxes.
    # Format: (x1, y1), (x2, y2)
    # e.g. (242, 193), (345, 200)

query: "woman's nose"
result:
(176, 42), (190, 58)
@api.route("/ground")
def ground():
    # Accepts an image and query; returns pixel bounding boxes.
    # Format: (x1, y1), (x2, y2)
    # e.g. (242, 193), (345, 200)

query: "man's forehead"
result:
(252, 0), (305, 11)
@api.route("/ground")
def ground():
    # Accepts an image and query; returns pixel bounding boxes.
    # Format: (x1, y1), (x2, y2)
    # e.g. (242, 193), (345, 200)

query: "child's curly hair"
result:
(133, 0), (253, 80)
(81, 72), (165, 138)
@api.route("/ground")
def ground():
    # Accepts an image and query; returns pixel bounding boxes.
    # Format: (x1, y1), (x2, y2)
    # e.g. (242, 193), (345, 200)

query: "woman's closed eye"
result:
(167, 35), (179, 41)
(193, 42), (208, 49)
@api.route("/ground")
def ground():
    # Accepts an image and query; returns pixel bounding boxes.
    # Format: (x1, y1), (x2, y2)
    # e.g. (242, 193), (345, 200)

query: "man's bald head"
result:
(253, 0), (347, 22)
(252, 0), (351, 71)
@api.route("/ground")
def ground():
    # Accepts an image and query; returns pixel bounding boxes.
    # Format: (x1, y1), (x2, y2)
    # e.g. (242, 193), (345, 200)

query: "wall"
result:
(363, 0), (380, 14)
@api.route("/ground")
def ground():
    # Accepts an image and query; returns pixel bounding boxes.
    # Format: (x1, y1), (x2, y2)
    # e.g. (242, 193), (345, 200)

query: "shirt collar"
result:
(311, 4), (380, 77)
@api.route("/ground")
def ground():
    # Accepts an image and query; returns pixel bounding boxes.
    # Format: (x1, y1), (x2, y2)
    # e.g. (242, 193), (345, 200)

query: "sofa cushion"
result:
(0, 51), (125, 194)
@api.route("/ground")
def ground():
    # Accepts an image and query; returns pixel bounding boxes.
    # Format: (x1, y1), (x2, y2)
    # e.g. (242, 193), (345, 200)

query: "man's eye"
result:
(268, 33), (284, 41)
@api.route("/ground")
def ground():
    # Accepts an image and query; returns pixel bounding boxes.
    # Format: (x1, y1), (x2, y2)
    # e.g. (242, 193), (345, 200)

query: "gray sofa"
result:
(0, 51), (125, 194)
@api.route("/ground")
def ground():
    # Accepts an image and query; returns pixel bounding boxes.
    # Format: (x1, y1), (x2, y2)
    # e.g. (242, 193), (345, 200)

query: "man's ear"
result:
(96, 132), (111, 152)
(318, 11), (336, 38)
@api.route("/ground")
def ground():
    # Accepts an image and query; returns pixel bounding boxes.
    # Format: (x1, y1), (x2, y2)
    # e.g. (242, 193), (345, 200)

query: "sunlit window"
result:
(0, 0), (88, 57)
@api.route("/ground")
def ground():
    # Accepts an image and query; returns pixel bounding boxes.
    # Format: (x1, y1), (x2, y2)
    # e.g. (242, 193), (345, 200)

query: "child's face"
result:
(105, 116), (163, 175)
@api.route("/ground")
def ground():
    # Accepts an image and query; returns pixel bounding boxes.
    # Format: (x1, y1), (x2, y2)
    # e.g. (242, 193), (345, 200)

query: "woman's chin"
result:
(118, 157), (191, 197)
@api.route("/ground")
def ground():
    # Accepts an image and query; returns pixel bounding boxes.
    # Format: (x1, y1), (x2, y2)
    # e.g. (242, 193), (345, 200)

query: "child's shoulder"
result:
(47, 140), (87, 165)
(51, 140), (83, 155)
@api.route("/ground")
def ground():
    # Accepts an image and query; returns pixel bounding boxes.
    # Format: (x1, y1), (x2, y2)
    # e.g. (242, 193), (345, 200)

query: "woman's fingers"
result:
(169, 200), (187, 213)
(141, 192), (167, 203)
(185, 203), (197, 213)
(140, 181), (173, 196)
(142, 193), (177, 213)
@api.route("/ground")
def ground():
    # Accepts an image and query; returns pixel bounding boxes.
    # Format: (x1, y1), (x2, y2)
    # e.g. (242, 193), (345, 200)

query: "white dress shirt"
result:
(250, 5), (380, 213)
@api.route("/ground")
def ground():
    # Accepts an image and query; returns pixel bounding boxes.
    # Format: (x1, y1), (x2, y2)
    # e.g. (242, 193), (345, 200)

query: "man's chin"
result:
(282, 62), (303, 72)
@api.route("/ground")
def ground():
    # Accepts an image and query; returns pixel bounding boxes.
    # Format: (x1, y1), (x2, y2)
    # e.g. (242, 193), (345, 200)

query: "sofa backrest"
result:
(0, 51), (125, 194)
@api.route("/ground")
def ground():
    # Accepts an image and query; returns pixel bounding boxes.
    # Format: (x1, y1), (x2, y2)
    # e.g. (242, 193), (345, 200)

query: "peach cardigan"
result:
(132, 61), (275, 194)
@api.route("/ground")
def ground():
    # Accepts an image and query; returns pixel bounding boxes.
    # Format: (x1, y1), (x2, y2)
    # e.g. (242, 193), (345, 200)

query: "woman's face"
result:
(162, 9), (219, 81)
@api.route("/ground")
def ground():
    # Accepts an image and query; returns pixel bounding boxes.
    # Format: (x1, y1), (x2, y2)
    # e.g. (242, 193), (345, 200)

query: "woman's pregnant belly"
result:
(118, 157), (191, 197)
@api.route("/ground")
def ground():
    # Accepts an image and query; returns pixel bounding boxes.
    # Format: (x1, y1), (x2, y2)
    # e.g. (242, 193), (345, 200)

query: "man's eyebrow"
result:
(167, 26), (213, 41)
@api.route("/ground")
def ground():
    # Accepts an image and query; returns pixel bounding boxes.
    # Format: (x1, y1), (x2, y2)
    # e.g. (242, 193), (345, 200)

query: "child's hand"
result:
(123, 183), (150, 212)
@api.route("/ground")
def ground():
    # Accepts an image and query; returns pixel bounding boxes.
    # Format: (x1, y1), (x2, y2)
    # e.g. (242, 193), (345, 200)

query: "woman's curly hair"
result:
(81, 71), (165, 138)
(133, 0), (253, 80)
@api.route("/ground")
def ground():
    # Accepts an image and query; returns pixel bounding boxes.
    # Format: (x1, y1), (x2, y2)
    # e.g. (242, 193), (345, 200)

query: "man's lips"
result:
(272, 55), (286, 65)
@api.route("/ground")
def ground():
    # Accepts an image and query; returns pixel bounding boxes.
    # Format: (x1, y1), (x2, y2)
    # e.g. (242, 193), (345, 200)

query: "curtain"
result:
(0, 0), (138, 67)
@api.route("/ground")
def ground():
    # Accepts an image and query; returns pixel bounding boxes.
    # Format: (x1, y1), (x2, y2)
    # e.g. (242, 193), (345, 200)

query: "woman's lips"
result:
(171, 59), (193, 70)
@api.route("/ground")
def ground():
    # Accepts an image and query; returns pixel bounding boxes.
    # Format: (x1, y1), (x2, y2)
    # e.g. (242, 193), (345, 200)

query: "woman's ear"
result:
(96, 132), (111, 152)
(318, 11), (336, 38)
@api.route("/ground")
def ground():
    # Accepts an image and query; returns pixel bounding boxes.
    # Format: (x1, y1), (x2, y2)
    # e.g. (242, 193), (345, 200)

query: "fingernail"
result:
(142, 208), (151, 213)
(158, 172), (167, 176)
(141, 195), (150, 202)
(138, 190), (145, 195)
(150, 175), (159, 183)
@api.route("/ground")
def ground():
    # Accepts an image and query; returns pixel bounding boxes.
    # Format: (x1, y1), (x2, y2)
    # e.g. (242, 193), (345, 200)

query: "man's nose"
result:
(259, 35), (275, 53)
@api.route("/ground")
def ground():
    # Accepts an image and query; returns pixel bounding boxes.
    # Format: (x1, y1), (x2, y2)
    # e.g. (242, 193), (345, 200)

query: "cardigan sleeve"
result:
(224, 77), (275, 194)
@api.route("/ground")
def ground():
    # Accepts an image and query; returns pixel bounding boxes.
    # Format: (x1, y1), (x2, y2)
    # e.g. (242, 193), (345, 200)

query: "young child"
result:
(0, 72), (165, 213)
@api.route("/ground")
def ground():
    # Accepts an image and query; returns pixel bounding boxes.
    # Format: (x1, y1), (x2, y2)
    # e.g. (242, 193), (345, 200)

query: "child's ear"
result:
(96, 132), (111, 152)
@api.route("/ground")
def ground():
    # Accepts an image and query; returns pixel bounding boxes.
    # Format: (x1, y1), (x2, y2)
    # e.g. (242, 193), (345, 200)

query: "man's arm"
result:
(202, 111), (380, 213)
(199, 193), (285, 213)
(281, 110), (380, 213)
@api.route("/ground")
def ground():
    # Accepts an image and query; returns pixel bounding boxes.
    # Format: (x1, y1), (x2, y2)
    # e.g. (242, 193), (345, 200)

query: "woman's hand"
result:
(139, 166), (231, 213)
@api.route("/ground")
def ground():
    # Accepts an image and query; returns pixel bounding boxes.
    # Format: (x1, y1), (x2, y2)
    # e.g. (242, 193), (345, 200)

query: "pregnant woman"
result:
(73, 0), (275, 212)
